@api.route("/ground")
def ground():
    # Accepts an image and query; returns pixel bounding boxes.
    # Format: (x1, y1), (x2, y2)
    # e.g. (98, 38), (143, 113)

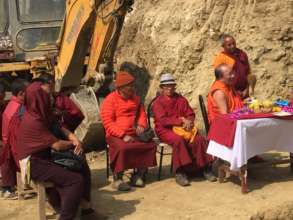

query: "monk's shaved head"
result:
(215, 64), (234, 85)
(221, 34), (236, 54)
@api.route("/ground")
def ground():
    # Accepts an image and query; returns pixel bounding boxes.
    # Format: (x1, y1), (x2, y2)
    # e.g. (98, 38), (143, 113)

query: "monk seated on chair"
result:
(152, 73), (216, 187)
(101, 71), (157, 191)
(207, 64), (244, 124)
(15, 82), (102, 220)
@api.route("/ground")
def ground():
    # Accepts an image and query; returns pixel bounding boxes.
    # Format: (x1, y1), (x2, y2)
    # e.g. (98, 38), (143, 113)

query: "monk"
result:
(101, 71), (157, 191)
(33, 72), (84, 132)
(207, 64), (244, 124)
(1, 79), (29, 199)
(213, 34), (251, 99)
(152, 73), (216, 187)
(15, 82), (102, 220)
(0, 83), (6, 191)
(0, 83), (6, 143)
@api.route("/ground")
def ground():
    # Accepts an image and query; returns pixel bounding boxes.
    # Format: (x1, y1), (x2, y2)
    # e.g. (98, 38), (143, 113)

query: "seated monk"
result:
(152, 73), (216, 187)
(1, 79), (29, 199)
(33, 72), (84, 132)
(101, 71), (157, 191)
(15, 82), (101, 220)
(207, 64), (243, 124)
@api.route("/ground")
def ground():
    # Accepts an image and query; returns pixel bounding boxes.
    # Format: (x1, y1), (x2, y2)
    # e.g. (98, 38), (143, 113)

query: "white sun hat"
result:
(159, 73), (176, 85)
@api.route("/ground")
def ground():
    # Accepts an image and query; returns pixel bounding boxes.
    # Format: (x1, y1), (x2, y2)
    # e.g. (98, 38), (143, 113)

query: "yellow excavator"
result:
(0, 0), (134, 150)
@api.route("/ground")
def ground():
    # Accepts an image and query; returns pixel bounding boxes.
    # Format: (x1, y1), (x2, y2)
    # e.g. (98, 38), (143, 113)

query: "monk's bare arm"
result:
(213, 90), (228, 114)
(51, 140), (73, 151)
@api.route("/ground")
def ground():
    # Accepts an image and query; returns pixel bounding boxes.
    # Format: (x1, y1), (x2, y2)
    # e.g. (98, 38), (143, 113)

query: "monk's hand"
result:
(72, 139), (83, 155)
(136, 126), (145, 135)
(123, 135), (134, 143)
(182, 118), (193, 131)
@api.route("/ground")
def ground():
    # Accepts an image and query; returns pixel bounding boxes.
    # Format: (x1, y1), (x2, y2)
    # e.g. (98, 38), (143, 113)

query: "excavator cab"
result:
(0, 0), (65, 62)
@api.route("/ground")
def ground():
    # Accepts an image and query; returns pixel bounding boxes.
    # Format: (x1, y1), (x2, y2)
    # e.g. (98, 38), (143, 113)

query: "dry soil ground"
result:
(1, 151), (293, 220)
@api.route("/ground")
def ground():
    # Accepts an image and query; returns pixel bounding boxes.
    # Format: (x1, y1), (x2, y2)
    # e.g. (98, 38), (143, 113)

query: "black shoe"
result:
(203, 170), (217, 182)
(175, 173), (190, 187)
(112, 180), (131, 191)
(130, 174), (145, 187)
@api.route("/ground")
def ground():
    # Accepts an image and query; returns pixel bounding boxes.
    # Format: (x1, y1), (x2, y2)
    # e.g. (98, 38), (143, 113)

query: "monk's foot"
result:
(203, 170), (217, 182)
(175, 173), (190, 187)
(130, 174), (145, 187)
(112, 180), (131, 191)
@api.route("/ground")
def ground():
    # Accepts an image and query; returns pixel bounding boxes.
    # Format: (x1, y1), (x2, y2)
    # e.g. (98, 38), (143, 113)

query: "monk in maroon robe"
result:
(15, 82), (101, 220)
(54, 92), (84, 132)
(33, 72), (84, 132)
(152, 73), (216, 186)
(0, 79), (28, 199)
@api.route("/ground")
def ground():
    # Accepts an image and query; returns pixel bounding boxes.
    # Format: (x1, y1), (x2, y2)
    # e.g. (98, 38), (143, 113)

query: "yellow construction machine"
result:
(0, 0), (134, 150)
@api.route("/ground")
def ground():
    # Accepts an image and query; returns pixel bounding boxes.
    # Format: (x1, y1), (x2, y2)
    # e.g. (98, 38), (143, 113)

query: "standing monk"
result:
(152, 73), (216, 187)
(207, 64), (243, 123)
(1, 79), (29, 199)
(213, 34), (251, 99)
(101, 71), (157, 191)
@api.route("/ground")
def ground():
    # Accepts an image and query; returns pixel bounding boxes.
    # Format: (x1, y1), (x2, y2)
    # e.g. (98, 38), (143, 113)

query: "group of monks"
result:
(0, 34), (290, 220)
(100, 34), (251, 189)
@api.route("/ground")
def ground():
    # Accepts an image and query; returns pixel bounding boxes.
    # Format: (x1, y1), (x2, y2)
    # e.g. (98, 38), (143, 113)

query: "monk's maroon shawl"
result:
(16, 82), (57, 160)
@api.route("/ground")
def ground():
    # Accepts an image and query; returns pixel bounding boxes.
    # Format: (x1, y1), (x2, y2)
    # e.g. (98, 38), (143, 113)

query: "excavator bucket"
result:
(70, 86), (106, 152)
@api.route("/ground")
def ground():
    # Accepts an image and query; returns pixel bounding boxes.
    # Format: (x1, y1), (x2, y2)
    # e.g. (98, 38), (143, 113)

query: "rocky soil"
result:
(116, 0), (293, 106)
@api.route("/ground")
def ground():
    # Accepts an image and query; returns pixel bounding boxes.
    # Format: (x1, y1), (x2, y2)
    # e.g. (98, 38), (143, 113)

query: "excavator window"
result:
(17, 0), (65, 23)
(0, 0), (8, 33)
(16, 27), (60, 51)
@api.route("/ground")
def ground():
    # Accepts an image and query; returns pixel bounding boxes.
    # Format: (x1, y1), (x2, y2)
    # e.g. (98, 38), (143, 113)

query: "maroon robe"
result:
(17, 82), (89, 220)
(152, 93), (213, 173)
(54, 93), (84, 132)
(229, 48), (250, 92)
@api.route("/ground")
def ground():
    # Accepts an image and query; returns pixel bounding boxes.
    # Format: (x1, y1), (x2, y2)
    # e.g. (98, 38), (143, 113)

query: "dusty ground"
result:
(1, 151), (293, 220)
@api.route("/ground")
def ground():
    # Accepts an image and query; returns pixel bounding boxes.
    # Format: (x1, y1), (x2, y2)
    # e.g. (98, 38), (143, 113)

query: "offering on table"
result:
(282, 105), (293, 113)
(247, 98), (282, 113)
(229, 107), (254, 118)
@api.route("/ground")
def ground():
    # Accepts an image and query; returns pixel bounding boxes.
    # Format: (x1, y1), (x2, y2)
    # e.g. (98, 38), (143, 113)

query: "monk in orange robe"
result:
(101, 71), (156, 191)
(213, 34), (251, 99)
(207, 64), (244, 123)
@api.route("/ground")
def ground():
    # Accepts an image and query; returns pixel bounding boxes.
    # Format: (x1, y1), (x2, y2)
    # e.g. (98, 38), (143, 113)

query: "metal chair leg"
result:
(106, 146), (110, 179)
(158, 146), (164, 181)
(170, 158), (173, 174)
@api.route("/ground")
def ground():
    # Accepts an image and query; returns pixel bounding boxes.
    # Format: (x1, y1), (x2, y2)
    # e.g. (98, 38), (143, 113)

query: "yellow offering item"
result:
(172, 126), (198, 144)
(272, 106), (282, 112)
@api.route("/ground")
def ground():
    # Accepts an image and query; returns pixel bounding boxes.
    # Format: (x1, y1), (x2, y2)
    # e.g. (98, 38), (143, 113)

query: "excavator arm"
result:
(53, 0), (133, 151)
(55, 0), (133, 91)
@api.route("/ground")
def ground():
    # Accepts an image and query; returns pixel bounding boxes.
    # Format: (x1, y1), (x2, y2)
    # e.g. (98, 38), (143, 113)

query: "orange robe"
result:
(207, 80), (243, 123)
(213, 49), (250, 92)
(101, 91), (156, 173)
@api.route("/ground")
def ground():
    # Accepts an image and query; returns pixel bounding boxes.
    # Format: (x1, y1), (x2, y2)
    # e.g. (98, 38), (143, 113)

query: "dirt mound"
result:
(251, 202), (293, 220)
(116, 0), (293, 106)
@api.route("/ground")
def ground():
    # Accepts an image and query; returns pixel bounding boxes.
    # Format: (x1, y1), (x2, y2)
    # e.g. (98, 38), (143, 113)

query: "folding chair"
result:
(147, 96), (173, 180)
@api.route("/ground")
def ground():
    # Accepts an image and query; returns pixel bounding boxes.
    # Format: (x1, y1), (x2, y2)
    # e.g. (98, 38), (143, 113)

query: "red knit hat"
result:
(115, 71), (135, 88)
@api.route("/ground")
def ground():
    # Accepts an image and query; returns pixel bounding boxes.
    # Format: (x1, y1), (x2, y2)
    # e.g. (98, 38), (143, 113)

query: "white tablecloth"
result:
(207, 118), (293, 171)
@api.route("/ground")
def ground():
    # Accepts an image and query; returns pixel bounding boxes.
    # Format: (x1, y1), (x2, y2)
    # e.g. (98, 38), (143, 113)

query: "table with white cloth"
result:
(207, 117), (293, 193)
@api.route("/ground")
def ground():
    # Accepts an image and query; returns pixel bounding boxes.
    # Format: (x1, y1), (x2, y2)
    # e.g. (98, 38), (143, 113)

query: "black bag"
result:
(135, 103), (155, 142)
(51, 149), (86, 172)
(137, 127), (155, 142)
